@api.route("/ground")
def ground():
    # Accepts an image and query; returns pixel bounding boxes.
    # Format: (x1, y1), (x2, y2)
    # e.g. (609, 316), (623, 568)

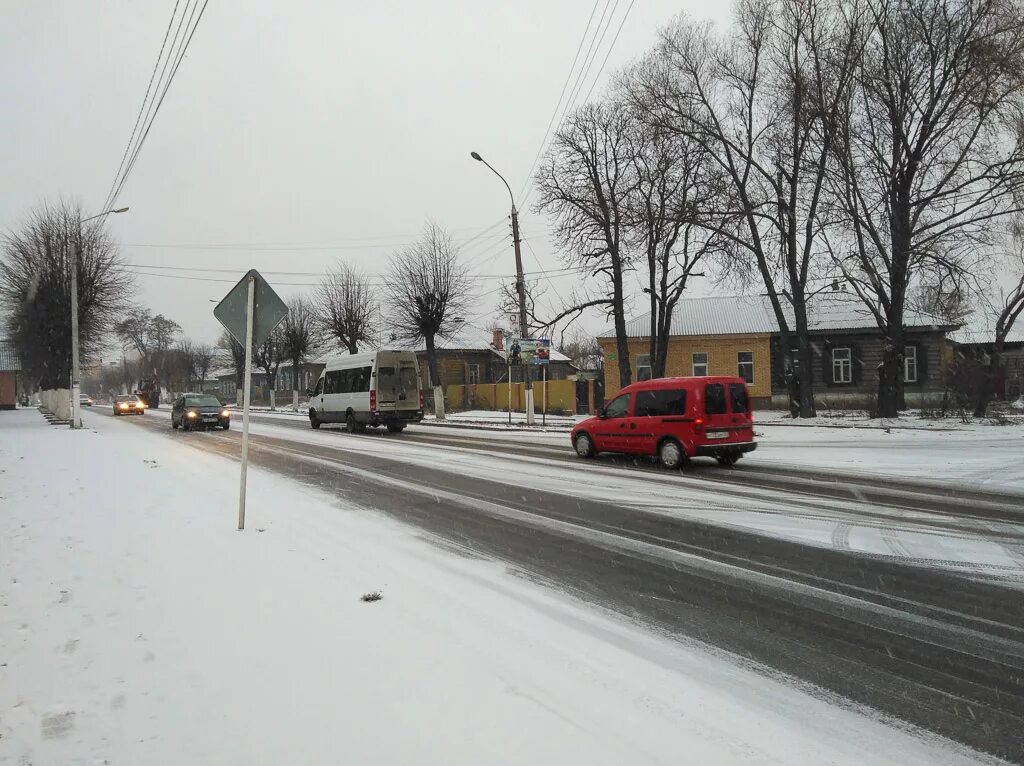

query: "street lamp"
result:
(470, 151), (535, 425)
(70, 206), (129, 429)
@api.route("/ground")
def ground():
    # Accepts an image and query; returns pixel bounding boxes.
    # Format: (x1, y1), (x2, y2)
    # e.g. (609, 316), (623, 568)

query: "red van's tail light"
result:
(695, 416), (704, 431)
(369, 389), (377, 412)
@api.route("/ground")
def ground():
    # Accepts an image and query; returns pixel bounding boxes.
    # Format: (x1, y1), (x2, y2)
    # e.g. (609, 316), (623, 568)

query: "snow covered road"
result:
(3, 408), (1010, 764)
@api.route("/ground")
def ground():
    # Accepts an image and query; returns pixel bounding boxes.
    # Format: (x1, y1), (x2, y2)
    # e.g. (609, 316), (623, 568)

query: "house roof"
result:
(948, 312), (1024, 346)
(402, 328), (572, 363)
(599, 293), (956, 339)
(0, 340), (21, 372)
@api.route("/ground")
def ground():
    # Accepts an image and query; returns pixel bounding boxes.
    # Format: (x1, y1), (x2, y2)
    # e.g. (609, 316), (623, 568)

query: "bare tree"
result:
(384, 222), (474, 420)
(629, 0), (867, 416)
(975, 223), (1024, 416)
(0, 200), (133, 389)
(218, 331), (246, 402)
(534, 101), (637, 389)
(174, 339), (199, 392)
(113, 309), (182, 386)
(829, 0), (1024, 417)
(314, 262), (376, 354)
(559, 329), (604, 372)
(620, 104), (722, 379)
(280, 296), (318, 410)
(193, 342), (215, 392)
(253, 326), (285, 411)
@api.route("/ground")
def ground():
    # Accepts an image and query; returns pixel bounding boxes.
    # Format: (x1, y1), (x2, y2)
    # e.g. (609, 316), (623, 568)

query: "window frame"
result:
(904, 345), (918, 383)
(832, 347), (853, 384)
(636, 354), (653, 382)
(692, 352), (709, 377)
(737, 351), (754, 384)
(467, 364), (480, 385)
(602, 393), (631, 419)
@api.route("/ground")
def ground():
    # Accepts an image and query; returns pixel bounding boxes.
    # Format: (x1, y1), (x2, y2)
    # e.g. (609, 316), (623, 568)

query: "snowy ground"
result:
(0, 408), (1004, 765)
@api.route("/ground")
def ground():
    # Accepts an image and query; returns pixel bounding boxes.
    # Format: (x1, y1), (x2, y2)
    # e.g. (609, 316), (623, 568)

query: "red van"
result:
(571, 376), (757, 469)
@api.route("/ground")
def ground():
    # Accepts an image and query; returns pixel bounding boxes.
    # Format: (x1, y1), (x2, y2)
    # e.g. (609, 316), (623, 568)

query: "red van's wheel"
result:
(659, 439), (684, 469)
(574, 433), (595, 459)
(716, 453), (739, 467)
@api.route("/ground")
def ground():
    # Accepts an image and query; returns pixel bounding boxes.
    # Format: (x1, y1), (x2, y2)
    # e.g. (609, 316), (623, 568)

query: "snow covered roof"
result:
(0, 340), (20, 372)
(397, 328), (572, 363)
(948, 312), (1024, 345)
(599, 293), (957, 339)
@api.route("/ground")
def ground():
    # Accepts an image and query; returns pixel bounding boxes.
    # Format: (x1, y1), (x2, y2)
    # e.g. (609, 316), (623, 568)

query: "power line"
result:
(579, 0), (636, 106)
(515, 0), (603, 205)
(120, 230), (513, 252)
(126, 262), (576, 280)
(563, 0), (621, 116)
(108, 0), (211, 209)
(99, 0), (182, 213)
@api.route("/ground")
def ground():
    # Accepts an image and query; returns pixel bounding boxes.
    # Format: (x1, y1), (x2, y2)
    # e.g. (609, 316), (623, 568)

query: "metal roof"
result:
(0, 340), (21, 372)
(949, 313), (1024, 346)
(600, 293), (956, 338)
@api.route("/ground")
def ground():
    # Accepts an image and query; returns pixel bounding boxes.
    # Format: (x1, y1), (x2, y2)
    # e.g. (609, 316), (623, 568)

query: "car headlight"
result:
(135, 402), (144, 408)
(187, 411), (197, 418)
(119, 403), (128, 410)
(221, 410), (230, 418)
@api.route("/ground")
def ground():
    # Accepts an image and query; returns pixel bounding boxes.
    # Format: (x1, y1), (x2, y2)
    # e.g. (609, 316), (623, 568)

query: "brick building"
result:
(599, 293), (957, 409)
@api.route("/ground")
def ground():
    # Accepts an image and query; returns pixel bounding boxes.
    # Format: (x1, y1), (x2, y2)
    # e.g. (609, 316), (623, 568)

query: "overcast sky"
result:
(1, 1), (732, 348)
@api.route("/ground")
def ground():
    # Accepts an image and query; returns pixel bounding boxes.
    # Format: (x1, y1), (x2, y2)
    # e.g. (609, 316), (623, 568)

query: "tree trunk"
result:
(425, 334), (444, 420)
(269, 388), (276, 411)
(346, 340), (359, 355)
(973, 346), (1002, 418)
(293, 389), (299, 412)
(876, 332), (905, 418)
(791, 299), (816, 418)
(611, 262), (632, 389)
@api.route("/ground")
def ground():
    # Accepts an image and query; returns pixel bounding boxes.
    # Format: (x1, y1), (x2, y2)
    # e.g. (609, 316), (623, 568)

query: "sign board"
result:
(214, 269), (288, 348)
(507, 337), (551, 366)
(213, 270), (288, 531)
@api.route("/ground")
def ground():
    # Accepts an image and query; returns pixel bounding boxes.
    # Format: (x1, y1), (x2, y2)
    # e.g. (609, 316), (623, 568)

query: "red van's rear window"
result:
(704, 383), (727, 414)
(635, 389), (687, 416)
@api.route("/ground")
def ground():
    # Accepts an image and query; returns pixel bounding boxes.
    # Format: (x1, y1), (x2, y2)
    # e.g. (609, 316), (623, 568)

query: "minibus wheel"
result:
(309, 410), (321, 430)
(346, 413), (358, 433)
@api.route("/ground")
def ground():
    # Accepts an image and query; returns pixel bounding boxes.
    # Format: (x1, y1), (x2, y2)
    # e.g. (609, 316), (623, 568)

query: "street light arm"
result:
(471, 153), (515, 210)
(81, 207), (129, 223)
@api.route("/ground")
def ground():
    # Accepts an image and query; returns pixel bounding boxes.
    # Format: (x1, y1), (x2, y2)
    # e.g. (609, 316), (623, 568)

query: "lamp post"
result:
(470, 151), (534, 425)
(70, 206), (128, 428)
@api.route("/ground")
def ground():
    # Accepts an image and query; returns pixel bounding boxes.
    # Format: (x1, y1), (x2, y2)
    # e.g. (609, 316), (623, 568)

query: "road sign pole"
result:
(238, 275), (255, 531)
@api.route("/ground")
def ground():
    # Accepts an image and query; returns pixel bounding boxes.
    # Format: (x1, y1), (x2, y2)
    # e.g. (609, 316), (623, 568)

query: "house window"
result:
(467, 364), (480, 385)
(737, 351), (754, 383)
(904, 345), (918, 383)
(832, 347), (852, 384)
(692, 352), (709, 377)
(637, 354), (652, 381)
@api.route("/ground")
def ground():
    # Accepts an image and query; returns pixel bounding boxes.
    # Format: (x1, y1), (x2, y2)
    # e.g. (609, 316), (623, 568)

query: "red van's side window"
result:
(635, 389), (687, 416)
(729, 383), (750, 413)
(704, 383), (727, 414)
(603, 393), (630, 418)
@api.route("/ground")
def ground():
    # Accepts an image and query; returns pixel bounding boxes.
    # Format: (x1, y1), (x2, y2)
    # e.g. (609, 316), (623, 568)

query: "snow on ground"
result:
(0, 409), (1003, 766)
(752, 425), (1024, 491)
(175, 415), (1024, 583)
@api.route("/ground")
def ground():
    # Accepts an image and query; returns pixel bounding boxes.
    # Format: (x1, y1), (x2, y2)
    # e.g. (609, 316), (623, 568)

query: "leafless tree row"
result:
(534, 0), (1024, 417)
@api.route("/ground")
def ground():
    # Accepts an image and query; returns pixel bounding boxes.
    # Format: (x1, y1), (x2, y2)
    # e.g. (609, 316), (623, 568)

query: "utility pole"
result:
(72, 207), (129, 428)
(471, 150), (535, 424)
(70, 239), (82, 428)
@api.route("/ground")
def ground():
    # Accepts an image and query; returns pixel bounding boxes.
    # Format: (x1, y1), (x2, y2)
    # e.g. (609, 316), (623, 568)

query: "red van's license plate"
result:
(706, 431), (728, 439)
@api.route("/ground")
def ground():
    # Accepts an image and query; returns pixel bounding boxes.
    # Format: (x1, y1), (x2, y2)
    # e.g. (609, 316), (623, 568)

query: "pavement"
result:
(82, 404), (1024, 762)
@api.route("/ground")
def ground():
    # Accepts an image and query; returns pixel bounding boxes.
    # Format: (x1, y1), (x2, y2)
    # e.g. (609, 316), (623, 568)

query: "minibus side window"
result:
(704, 383), (727, 415)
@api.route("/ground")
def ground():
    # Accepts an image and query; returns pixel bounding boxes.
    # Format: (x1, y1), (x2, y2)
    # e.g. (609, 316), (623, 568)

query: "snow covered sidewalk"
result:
(0, 409), (1001, 765)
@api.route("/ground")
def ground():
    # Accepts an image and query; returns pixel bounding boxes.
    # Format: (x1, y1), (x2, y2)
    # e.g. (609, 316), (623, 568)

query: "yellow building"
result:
(598, 295), (776, 404)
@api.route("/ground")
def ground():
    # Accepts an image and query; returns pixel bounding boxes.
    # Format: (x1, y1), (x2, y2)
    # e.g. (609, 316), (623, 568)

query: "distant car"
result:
(113, 394), (145, 416)
(79, 394), (94, 407)
(571, 376), (757, 469)
(172, 393), (231, 431)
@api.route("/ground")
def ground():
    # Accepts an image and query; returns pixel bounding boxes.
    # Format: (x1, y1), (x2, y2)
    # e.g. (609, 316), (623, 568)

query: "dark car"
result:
(171, 393), (231, 431)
